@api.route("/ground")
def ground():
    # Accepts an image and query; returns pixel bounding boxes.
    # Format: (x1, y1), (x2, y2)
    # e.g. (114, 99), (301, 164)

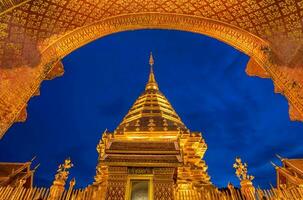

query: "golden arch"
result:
(41, 13), (267, 62)
(41, 13), (301, 122)
(0, 11), (302, 138)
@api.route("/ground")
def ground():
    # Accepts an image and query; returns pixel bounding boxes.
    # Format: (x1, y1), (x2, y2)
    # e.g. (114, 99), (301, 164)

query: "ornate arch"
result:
(0, 0), (302, 138)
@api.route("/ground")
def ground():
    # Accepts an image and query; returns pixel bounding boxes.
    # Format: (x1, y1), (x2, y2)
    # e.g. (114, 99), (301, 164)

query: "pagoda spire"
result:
(115, 52), (187, 134)
(145, 52), (159, 90)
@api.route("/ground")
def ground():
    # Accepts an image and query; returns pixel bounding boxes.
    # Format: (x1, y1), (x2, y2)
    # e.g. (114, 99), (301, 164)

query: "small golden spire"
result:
(145, 52), (159, 90)
(149, 52), (154, 66)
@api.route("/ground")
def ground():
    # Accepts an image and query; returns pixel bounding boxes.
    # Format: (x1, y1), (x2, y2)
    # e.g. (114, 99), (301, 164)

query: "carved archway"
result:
(0, 0), (302, 138)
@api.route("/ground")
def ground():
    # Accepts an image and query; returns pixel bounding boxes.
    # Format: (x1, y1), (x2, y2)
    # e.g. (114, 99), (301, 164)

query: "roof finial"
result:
(276, 154), (284, 161)
(145, 52), (159, 90)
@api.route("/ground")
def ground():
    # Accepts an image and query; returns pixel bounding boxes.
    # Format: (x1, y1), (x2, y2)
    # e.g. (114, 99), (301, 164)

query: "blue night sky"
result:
(1, 30), (303, 189)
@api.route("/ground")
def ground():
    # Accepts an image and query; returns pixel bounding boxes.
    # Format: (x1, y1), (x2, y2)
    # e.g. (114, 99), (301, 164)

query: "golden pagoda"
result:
(92, 53), (213, 199)
(2, 54), (303, 200)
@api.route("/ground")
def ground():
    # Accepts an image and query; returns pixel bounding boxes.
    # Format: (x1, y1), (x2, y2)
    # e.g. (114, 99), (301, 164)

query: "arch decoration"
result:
(0, 0), (303, 138)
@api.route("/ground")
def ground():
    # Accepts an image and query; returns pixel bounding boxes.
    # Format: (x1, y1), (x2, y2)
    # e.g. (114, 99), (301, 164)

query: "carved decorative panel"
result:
(154, 181), (175, 200)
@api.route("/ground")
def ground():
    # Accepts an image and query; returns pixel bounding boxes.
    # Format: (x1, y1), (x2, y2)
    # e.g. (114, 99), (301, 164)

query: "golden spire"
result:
(149, 52), (154, 66)
(145, 52), (159, 90)
(114, 52), (188, 134)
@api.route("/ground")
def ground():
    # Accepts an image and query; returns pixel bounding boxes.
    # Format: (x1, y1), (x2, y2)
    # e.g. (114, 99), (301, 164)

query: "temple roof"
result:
(114, 53), (188, 134)
(283, 159), (303, 175)
(0, 162), (34, 188)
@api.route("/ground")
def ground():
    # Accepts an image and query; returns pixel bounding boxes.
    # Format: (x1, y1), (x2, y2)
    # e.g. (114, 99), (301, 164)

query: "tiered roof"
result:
(115, 53), (188, 135)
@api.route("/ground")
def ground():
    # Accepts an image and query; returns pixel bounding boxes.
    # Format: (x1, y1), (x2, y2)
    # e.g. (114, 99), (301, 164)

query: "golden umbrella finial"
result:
(149, 52), (154, 66)
(145, 52), (159, 90)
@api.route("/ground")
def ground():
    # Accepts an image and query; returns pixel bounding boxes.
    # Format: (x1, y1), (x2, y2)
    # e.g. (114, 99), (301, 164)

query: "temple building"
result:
(0, 161), (34, 188)
(275, 157), (303, 189)
(92, 53), (213, 199)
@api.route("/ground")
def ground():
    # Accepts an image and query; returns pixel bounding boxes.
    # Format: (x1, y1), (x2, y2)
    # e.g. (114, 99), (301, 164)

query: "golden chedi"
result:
(92, 53), (213, 199)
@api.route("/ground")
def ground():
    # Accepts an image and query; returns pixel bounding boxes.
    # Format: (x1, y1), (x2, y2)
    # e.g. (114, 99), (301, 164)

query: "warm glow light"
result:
(126, 136), (148, 139)
(125, 135), (177, 139)
(159, 136), (177, 139)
